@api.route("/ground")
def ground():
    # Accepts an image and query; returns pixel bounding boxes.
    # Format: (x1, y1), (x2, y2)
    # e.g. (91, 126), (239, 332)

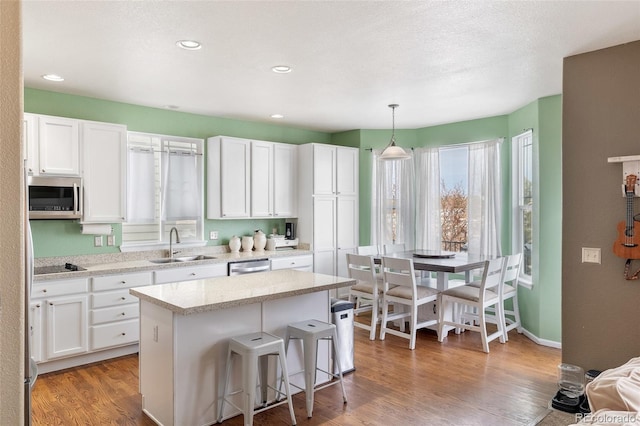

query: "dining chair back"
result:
(379, 256), (440, 350)
(500, 253), (523, 340)
(356, 245), (380, 256)
(437, 257), (506, 353)
(346, 253), (381, 340)
(383, 243), (406, 254)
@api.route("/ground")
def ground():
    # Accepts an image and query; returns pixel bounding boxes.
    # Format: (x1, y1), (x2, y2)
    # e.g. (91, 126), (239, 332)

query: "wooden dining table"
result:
(380, 250), (492, 291)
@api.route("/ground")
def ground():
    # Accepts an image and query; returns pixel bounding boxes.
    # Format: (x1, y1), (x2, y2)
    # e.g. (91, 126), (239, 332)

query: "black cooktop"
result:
(34, 263), (86, 275)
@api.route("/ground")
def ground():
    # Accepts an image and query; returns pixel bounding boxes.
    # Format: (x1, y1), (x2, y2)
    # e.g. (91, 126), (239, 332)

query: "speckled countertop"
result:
(129, 269), (355, 315)
(33, 248), (312, 282)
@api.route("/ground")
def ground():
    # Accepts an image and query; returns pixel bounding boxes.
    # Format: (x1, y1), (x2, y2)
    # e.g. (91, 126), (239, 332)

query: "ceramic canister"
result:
(229, 235), (241, 252)
(241, 236), (254, 251)
(253, 230), (266, 251)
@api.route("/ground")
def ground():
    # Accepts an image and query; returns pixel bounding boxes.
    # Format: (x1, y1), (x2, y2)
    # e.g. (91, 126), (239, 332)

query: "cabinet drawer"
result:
(32, 278), (88, 299)
(92, 289), (138, 308)
(91, 304), (139, 325)
(90, 319), (139, 350)
(92, 271), (152, 292)
(154, 263), (227, 284)
(270, 255), (313, 271)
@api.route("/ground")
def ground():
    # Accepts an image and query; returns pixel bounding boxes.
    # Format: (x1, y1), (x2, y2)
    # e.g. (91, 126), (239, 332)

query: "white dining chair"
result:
(383, 243), (406, 254)
(356, 245), (380, 256)
(437, 257), (506, 353)
(379, 256), (440, 350)
(499, 253), (523, 341)
(346, 253), (382, 340)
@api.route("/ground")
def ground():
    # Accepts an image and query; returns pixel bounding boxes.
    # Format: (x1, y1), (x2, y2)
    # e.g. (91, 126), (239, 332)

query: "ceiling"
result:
(22, 1), (640, 133)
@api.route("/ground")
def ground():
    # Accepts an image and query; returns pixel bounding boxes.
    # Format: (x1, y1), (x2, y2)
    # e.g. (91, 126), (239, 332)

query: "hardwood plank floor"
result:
(32, 324), (561, 425)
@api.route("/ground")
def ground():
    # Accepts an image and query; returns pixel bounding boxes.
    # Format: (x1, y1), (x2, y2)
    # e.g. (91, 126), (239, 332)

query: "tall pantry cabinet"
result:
(297, 143), (358, 294)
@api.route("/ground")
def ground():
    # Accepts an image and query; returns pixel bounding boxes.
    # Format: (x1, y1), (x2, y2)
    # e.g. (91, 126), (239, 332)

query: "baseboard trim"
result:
(521, 328), (562, 349)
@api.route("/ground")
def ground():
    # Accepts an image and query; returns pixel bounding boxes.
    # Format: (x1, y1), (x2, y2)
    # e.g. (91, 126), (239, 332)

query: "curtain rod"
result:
(365, 147), (415, 152)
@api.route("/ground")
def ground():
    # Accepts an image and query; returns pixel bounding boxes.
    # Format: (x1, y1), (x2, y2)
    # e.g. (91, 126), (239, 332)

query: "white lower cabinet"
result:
(89, 271), (152, 351)
(154, 263), (227, 284)
(31, 278), (89, 363)
(270, 254), (313, 272)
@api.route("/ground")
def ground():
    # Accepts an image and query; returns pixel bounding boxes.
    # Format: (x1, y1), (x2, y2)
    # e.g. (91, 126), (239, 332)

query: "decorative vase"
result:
(253, 230), (266, 251)
(241, 236), (254, 251)
(229, 235), (241, 252)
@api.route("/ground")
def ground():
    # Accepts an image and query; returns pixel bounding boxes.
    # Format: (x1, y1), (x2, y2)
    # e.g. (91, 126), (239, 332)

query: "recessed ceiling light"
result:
(176, 40), (202, 50)
(271, 65), (292, 74)
(42, 74), (64, 82)
(270, 114), (284, 119)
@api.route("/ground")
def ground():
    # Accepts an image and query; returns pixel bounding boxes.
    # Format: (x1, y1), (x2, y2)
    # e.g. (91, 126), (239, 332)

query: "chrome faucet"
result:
(169, 227), (181, 260)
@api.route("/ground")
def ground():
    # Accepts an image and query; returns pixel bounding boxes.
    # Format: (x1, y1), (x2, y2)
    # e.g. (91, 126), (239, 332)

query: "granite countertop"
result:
(33, 249), (312, 282)
(129, 269), (355, 315)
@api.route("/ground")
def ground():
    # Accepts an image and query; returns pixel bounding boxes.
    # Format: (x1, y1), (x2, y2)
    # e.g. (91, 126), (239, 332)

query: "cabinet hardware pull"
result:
(49, 303), (53, 306)
(43, 289), (47, 293)
(36, 304), (41, 308)
(121, 312), (126, 316)
(121, 297), (126, 300)
(121, 332), (126, 336)
(190, 273), (196, 276)
(121, 281), (126, 284)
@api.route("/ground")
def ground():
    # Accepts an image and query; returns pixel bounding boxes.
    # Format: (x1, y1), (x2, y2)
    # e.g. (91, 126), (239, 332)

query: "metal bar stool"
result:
(284, 319), (347, 418)
(218, 331), (296, 425)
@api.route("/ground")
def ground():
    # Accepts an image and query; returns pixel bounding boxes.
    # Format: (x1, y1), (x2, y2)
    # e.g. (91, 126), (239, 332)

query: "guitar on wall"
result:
(612, 174), (640, 279)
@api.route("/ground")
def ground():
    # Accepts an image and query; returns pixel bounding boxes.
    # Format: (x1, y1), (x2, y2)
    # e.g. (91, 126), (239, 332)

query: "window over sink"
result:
(122, 131), (204, 250)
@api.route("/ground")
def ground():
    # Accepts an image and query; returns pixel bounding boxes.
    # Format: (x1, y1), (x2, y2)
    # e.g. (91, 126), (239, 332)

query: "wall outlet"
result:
(107, 235), (115, 246)
(582, 247), (601, 264)
(209, 231), (219, 240)
(94, 235), (103, 247)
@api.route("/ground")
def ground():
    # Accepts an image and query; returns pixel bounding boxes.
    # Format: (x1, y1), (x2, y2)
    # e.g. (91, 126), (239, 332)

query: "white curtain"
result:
(467, 139), (503, 257)
(370, 149), (415, 250)
(127, 149), (155, 223)
(162, 151), (201, 220)
(414, 147), (441, 250)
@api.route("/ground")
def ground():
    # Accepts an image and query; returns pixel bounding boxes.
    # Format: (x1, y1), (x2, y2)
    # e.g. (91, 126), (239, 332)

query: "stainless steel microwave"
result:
(27, 176), (83, 219)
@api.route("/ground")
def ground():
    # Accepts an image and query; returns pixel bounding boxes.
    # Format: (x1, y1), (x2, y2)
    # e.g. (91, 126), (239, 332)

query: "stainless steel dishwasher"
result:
(227, 258), (271, 276)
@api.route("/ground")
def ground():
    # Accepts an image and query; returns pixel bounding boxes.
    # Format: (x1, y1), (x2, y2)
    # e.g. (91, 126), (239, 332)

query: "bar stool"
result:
(284, 319), (347, 418)
(218, 331), (296, 425)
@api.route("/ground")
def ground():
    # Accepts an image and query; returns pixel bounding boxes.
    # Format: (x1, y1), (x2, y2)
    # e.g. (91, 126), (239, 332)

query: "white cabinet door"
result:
(207, 137), (251, 218)
(314, 250), (336, 276)
(38, 115), (80, 176)
(23, 113), (39, 175)
(81, 121), (127, 222)
(273, 143), (297, 217)
(313, 144), (336, 195)
(29, 301), (44, 363)
(313, 196), (336, 252)
(336, 147), (359, 196)
(337, 195), (359, 250)
(46, 294), (88, 360)
(251, 140), (273, 217)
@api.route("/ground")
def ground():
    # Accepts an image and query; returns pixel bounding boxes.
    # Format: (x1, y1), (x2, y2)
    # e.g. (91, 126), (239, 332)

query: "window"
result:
(122, 132), (204, 250)
(439, 146), (468, 252)
(512, 130), (533, 283)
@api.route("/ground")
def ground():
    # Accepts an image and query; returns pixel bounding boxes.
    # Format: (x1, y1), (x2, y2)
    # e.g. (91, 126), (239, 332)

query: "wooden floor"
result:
(32, 324), (561, 425)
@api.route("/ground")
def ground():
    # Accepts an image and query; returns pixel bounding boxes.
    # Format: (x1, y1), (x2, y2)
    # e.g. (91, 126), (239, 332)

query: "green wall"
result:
(26, 88), (563, 343)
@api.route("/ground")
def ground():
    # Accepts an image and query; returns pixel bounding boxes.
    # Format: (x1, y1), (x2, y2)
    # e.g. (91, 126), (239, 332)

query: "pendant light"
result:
(379, 104), (411, 161)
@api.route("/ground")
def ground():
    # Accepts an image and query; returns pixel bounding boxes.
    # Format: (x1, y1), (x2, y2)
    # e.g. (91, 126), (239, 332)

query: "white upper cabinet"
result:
(251, 141), (273, 217)
(81, 121), (127, 223)
(312, 144), (358, 196)
(207, 136), (251, 218)
(23, 113), (39, 175)
(336, 147), (359, 196)
(273, 142), (297, 217)
(38, 115), (80, 176)
(209, 136), (297, 219)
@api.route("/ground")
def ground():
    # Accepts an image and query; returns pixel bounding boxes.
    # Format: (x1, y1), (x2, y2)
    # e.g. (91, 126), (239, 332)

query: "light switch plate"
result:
(582, 247), (601, 264)
(94, 235), (103, 247)
(107, 235), (115, 246)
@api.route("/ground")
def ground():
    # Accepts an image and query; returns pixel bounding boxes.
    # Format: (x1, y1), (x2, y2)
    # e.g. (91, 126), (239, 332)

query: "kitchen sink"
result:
(149, 255), (216, 264)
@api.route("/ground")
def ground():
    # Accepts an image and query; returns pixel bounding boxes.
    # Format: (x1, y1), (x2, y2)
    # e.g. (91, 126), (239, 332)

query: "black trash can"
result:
(330, 299), (355, 375)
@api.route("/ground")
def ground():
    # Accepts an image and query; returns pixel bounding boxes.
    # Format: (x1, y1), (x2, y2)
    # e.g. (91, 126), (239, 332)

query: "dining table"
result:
(379, 250), (493, 291)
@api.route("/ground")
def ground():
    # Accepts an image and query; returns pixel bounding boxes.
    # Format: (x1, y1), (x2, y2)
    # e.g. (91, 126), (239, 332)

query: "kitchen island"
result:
(130, 269), (354, 426)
